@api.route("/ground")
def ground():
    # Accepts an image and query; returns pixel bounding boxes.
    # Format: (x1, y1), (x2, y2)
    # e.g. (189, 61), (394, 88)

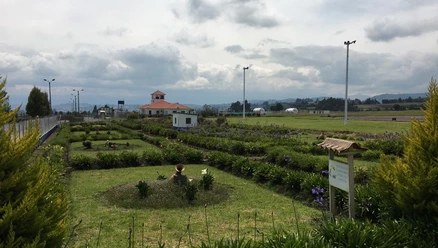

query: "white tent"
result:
(285, 108), (298, 114)
(253, 108), (266, 115)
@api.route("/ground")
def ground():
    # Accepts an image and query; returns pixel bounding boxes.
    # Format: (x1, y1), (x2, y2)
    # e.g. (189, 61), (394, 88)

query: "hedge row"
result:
(69, 143), (203, 170)
(207, 151), (380, 219)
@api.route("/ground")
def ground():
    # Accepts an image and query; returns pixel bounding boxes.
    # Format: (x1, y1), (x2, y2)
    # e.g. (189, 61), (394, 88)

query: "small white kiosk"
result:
(317, 138), (366, 218)
(172, 113), (198, 130)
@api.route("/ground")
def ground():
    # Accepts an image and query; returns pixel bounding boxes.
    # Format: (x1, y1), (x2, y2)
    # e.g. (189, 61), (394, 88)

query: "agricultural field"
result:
(223, 115), (412, 134)
(67, 165), (320, 247)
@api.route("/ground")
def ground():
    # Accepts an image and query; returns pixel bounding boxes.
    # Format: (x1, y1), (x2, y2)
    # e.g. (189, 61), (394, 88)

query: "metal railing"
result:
(2, 115), (61, 140)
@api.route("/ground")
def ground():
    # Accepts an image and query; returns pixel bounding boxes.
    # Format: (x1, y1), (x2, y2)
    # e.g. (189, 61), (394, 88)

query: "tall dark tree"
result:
(270, 102), (284, 111)
(201, 104), (216, 117)
(25, 86), (50, 117)
(92, 105), (98, 114)
(229, 101), (242, 112)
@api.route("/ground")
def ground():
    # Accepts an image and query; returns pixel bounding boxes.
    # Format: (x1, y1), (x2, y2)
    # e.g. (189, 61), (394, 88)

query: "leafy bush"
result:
(360, 150), (381, 161)
(141, 150), (163, 165)
(118, 151), (140, 167)
(300, 173), (328, 200)
(136, 181), (149, 199)
(184, 148), (204, 163)
(70, 155), (94, 170)
(199, 168), (214, 190)
(230, 142), (246, 155)
(184, 181), (198, 203)
(85, 128), (90, 134)
(96, 152), (119, 169)
(82, 140), (92, 149)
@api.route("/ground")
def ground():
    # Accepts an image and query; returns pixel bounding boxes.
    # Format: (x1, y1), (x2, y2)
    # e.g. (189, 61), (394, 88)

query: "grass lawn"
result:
(67, 165), (321, 247)
(70, 139), (160, 157)
(224, 116), (411, 134)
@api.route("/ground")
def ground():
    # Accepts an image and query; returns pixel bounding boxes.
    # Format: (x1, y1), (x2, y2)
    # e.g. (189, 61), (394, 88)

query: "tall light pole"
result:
(71, 94), (76, 112)
(43, 78), (55, 113)
(73, 89), (84, 113)
(243, 66), (249, 119)
(343, 40), (356, 125)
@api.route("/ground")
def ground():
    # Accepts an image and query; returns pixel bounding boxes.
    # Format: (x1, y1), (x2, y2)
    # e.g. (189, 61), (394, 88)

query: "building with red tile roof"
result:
(139, 90), (192, 115)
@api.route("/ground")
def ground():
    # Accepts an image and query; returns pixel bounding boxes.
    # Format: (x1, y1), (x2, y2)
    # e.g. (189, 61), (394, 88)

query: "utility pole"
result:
(344, 40), (356, 125)
(243, 66), (249, 119)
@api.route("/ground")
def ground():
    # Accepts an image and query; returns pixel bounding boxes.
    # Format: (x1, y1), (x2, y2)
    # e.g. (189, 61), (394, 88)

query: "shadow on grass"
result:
(100, 179), (233, 209)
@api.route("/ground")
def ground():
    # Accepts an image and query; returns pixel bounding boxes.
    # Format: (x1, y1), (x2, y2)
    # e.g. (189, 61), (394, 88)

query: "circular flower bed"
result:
(101, 178), (232, 209)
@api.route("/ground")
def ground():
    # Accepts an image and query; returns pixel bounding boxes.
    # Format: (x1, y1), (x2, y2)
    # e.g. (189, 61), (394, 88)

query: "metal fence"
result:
(2, 115), (61, 140)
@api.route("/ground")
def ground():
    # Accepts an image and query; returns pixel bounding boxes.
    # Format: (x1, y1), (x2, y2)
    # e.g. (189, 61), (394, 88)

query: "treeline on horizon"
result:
(221, 96), (427, 113)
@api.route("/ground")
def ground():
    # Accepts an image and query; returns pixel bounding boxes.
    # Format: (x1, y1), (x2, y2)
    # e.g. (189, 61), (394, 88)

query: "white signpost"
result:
(329, 159), (350, 192)
(317, 138), (366, 219)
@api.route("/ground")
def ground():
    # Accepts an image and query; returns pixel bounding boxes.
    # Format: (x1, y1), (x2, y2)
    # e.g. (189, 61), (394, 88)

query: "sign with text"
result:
(329, 159), (350, 192)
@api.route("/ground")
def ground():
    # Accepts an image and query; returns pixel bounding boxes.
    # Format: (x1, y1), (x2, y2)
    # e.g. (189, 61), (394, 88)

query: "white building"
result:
(172, 113), (198, 130)
(139, 90), (192, 115)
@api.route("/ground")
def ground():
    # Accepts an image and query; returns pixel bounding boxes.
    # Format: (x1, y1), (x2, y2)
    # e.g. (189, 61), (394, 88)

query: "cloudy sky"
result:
(1, 0), (438, 107)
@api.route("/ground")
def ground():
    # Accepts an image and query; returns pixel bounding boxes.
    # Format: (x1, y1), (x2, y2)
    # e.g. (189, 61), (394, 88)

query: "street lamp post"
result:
(343, 40), (356, 125)
(43, 78), (55, 113)
(243, 66), (249, 119)
(73, 89), (84, 113)
(71, 94), (76, 112)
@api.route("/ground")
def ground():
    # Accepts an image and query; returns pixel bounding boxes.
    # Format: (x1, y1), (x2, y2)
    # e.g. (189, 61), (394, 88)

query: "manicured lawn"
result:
(224, 116), (411, 134)
(67, 165), (321, 247)
(70, 139), (160, 157)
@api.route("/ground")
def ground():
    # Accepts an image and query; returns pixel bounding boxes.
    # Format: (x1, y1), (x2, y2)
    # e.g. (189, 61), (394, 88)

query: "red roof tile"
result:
(139, 101), (191, 110)
(151, 90), (166, 96)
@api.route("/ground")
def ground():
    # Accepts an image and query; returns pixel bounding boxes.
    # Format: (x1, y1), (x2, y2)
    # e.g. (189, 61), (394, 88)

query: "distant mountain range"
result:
(52, 92), (427, 112)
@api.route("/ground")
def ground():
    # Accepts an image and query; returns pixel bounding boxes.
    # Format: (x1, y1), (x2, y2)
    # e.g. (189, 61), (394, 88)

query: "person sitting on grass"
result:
(171, 163), (188, 186)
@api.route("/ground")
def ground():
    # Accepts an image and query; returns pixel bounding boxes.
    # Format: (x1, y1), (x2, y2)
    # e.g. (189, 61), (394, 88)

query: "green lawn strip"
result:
(70, 139), (160, 158)
(224, 116), (411, 134)
(67, 164), (321, 247)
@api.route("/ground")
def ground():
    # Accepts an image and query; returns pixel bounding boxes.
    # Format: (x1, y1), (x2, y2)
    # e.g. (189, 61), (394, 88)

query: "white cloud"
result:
(365, 17), (438, 42)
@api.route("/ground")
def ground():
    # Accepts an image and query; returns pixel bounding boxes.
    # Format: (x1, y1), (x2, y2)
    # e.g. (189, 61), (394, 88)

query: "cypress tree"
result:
(373, 77), (438, 225)
(0, 77), (68, 247)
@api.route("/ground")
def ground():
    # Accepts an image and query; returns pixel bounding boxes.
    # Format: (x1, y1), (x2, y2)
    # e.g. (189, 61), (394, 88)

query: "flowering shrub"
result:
(199, 168), (214, 190)
(311, 186), (326, 206)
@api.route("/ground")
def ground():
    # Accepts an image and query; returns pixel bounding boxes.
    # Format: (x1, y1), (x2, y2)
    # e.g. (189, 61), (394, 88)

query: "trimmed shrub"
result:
(141, 150), (163, 166)
(184, 148), (204, 164)
(118, 151), (140, 167)
(70, 155), (94, 170)
(82, 140), (92, 149)
(96, 152), (119, 169)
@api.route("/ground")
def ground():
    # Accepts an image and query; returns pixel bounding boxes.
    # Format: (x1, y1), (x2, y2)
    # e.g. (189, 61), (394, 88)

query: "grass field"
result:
(70, 139), (160, 157)
(67, 165), (321, 247)
(224, 116), (411, 134)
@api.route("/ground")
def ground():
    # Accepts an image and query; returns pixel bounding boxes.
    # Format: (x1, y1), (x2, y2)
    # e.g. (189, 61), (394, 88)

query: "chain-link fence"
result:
(2, 115), (61, 140)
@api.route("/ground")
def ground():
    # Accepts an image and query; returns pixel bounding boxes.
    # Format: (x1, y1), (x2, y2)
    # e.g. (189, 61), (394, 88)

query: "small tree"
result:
(26, 86), (50, 117)
(373, 78), (438, 226)
(0, 78), (68, 247)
